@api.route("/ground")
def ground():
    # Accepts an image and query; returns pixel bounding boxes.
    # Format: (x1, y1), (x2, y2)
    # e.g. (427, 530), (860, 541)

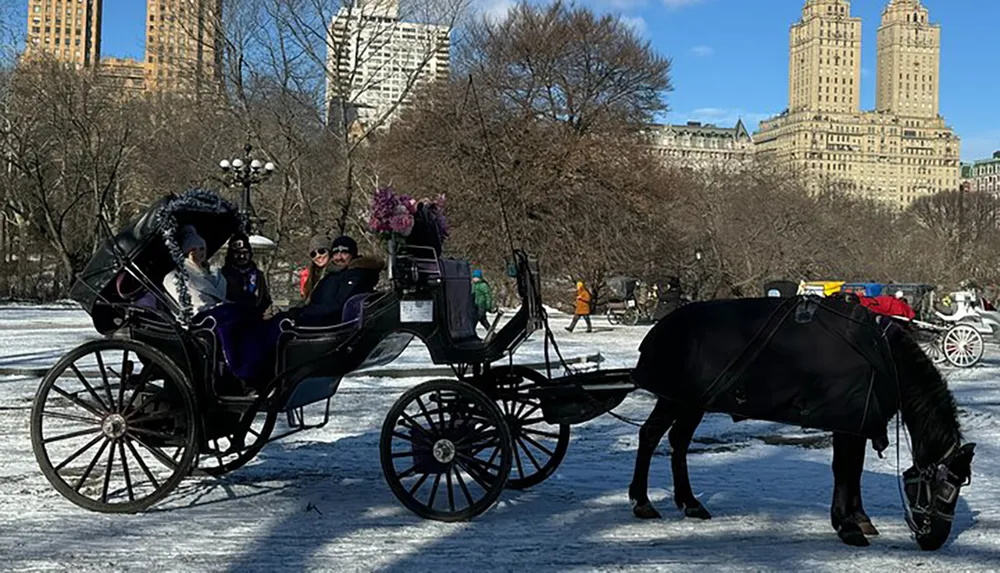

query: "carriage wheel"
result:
(380, 379), (512, 521)
(942, 324), (984, 368)
(622, 308), (640, 327)
(605, 310), (621, 326)
(491, 366), (570, 490)
(30, 339), (197, 513)
(195, 387), (278, 477)
(916, 332), (946, 365)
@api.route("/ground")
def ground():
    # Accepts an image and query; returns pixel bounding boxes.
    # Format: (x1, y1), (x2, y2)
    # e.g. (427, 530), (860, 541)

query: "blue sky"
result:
(21, 0), (1000, 161)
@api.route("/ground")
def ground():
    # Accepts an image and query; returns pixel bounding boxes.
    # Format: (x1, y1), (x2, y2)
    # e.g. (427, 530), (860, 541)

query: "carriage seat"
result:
(439, 258), (480, 343)
(128, 310), (221, 382)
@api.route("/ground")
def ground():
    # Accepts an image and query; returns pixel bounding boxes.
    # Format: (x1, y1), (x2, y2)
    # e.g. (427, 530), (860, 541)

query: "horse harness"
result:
(901, 441), (971, 536)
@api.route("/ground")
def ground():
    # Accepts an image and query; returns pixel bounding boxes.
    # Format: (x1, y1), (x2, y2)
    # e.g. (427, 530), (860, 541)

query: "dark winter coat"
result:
(222, 264), (272, 316)
(294, 256), (385, 326)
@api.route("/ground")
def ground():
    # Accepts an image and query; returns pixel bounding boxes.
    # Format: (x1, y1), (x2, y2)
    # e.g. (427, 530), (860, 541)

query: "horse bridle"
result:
(902, 442), (971, 536)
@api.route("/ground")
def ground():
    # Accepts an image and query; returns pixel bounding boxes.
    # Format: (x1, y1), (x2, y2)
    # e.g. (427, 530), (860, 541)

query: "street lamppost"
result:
(219, 143), (276, 255)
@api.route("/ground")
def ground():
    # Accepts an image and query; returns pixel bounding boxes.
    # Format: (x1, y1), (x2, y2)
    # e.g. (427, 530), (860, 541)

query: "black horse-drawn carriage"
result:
(29, 191), (633, 521)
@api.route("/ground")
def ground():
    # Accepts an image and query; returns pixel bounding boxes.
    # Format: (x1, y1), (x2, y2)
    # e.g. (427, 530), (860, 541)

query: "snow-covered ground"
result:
(1, 305), (999, 572)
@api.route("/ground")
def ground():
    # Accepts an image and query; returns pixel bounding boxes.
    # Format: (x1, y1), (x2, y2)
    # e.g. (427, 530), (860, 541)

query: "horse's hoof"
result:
(632, 502), (662, 520)
(858, 520), (879, 536)
(837, 523), (870, 547)
(682, 504), (712, 520)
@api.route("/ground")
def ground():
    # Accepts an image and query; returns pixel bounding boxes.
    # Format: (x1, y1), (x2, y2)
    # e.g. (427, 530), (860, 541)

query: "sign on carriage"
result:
(400, 299), (434, 322)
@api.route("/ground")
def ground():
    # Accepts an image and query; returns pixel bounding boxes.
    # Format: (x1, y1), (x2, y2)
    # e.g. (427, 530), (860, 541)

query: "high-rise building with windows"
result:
(325, 0), (450, 129)
(754, 0), (960, 209)
(24, 0), (103, 68)
(145, 0), (223, 93)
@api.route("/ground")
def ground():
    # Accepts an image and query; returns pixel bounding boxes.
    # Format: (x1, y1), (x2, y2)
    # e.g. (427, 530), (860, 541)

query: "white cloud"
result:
(690, 45), (714, 57)
(661, 0), (705, 9)
(621, 15), (648, 36)
(471, 0), (516, 24)
(602, 0), (650, 9)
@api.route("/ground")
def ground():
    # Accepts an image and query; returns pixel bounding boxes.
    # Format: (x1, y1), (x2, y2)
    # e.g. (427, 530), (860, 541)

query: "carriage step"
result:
(532, 369), (635, 425)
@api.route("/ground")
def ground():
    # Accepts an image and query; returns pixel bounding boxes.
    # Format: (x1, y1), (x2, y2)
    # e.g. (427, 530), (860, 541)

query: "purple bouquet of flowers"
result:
(369, 187), (450, 243)
(369, 187), (416, 238)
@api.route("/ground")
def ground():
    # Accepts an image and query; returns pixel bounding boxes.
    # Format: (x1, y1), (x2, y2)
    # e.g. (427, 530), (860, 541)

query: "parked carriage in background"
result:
(602, 276), (652, 326)
(841, 282), (884, 297)
(797, 281), (846, 297)
(29, 190), (636, 521)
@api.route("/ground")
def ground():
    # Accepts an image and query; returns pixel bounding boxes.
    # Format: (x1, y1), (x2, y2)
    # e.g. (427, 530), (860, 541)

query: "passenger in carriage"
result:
(300, 234), (335, 301)
(221, 232), (272, 316)
(164, 225), (282, 392)
(163, 225), (228, 314)
(290, 235), (385, 326)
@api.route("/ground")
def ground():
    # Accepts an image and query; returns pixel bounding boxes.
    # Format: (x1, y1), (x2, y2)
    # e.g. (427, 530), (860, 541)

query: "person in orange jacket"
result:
(566, 280), (593, 333)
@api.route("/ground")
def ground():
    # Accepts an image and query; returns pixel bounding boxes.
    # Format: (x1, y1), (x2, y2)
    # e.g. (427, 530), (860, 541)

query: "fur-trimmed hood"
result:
(155, 190), (245, 323)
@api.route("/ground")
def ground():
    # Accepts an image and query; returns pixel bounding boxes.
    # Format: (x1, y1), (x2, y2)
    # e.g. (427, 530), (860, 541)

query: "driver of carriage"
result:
(163, 224), (228, 315)
(290, 235), (385, 326)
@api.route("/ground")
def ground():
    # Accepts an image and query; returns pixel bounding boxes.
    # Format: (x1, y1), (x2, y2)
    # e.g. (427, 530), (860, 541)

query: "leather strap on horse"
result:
(697, 296), (801, 407)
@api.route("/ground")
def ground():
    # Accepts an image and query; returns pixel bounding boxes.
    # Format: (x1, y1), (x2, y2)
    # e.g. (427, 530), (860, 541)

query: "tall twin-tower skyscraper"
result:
(23, 0), (222, 93)
(756, 0), (959, 208)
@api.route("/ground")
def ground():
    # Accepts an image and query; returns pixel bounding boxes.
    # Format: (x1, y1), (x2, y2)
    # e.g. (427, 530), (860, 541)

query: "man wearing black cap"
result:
(293, 235), (385, 326)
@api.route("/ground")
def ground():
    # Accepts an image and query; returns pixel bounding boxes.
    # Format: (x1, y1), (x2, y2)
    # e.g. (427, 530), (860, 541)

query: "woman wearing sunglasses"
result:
(300, 234), (334, 302)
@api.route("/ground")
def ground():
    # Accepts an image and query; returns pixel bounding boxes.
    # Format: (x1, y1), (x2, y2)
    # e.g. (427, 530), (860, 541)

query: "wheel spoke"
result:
(121, 368), (153, 413)
(392, 430), (433, 447)
(445, 468), (456, 512)
(453, 466), (475, 506)
(68, 364), (110, 413)
(51, 384), (105, 418)
(396, 464), (419, 480)
(118, 442), (135, 503)
(124, 439), (161, 490)
(407, 472), (430, 496)
(426, 473), (442, 509)
(44, 426), (102, 444)
(456, 459), (491, 490)
(391, 450), (414, 459)
(456, 451), (502, 474)
(516, 437), (545, 471)
(100, 443), (116, 503)
(415, 396), (437, 430)
(95, 351), (116, 412)
(512, 437), (526, 479)
(74, 439), (110, 492)
(44, 410), (101, 425)
(520, 433), (555, 457)
(128, 427), (182, 443)
(130, 436), (180, 470)
(522, 427), (561, 439)
(116, 350), (130, 410)
(54, 434), (104, 472)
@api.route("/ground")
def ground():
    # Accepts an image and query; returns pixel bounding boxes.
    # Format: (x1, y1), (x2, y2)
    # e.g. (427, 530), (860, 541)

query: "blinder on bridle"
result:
(902, 443), (974, 536)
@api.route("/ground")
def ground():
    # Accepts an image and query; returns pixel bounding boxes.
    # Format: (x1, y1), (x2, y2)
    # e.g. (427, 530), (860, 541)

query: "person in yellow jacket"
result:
(566, 281), (593, 333)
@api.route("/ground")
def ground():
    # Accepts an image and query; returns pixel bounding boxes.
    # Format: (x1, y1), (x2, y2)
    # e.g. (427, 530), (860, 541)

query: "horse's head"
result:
(903, 442), (976, 551)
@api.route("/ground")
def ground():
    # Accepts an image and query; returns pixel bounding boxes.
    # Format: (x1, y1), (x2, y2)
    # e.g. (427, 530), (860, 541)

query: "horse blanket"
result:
(631, 296), (900, 440)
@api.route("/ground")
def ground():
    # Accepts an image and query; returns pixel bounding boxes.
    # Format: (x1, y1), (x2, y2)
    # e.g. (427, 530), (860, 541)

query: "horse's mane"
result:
(888, 326), (962, 464)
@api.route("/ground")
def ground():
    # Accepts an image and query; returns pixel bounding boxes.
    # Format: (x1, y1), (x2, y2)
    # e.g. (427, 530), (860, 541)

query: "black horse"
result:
(627, 296), (976, 550)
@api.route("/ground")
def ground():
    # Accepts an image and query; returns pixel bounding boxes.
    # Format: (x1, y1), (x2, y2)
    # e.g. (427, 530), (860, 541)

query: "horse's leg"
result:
(669, 409), (710, 519)
(831, 432), (871, 547)
(629, 397), (675, 519)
